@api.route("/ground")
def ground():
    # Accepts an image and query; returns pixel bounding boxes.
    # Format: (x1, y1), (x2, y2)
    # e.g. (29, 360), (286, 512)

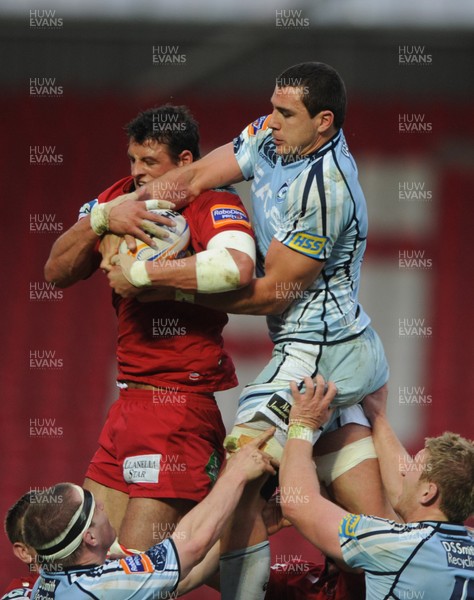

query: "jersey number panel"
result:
(449, 575), (474, 599)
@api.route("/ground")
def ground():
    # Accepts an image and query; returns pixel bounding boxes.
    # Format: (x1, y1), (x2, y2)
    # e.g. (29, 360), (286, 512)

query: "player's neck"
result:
(303, 127), (338, 156)
(407, 506), (447, 523)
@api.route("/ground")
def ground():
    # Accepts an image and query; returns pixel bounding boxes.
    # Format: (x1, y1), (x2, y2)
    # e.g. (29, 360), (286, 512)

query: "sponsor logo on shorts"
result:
(120, 553), (155, 574)
(210, 205), (251, 229)
(266, 394), (291, 423)
(247, 115), (271, 136)
(339, 513), (361, 538)
(286, 232), (328, 257)
(205, 450), (221, 484)
(123, 454), (161, 484)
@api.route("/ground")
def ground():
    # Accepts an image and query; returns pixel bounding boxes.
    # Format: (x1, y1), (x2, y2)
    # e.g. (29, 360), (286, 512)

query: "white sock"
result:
(220, 541), (271, 600)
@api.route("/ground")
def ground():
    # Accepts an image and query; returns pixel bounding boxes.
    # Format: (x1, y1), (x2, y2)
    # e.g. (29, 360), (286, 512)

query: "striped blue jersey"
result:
(31, 538), (179, 599)
(234, 116), (371, 343)
(339, 514), (474, 599)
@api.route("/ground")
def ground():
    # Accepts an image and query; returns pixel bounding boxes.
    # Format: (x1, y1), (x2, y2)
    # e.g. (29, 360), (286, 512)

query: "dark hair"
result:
(276, 62), (346, 129)
(125, 104), (200, 161)
(4, 492), (33, 544)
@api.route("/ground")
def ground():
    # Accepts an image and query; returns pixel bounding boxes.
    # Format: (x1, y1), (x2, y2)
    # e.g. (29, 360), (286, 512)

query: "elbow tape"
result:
(196, 247), (241, 292)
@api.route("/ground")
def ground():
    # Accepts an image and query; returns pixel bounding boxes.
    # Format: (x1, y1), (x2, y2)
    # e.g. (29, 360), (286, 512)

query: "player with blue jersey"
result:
(31, 538), (180, 599)
(280, 378), (474, 600)
(340, 517), (474, 599)
(107, 62), (397, 598)
(229, 111), (387, 436)
(22, 431), (276, 599)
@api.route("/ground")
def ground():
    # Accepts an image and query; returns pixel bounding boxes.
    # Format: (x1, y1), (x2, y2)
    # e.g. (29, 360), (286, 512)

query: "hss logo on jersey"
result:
(287, 232), (328, 257)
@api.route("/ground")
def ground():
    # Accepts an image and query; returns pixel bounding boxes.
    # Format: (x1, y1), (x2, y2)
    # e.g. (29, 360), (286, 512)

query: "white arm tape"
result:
(207, 230), (256, 265)
(128, 260), (152, 287)
(90, 202), (109, 236)
(196, 248), (241, 293)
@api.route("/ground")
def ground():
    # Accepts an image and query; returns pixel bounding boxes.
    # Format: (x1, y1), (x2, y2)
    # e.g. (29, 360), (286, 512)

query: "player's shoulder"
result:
(1, 574), (37, 599)
(98, 176), (135, 203)
(339, 513), (393, 539)
(198, 192), (252, 232)
(184, 191), (252, 234)
(187, 187), (248, 216)
(245, 115), (272, 137)
(196, 186), (240, 204)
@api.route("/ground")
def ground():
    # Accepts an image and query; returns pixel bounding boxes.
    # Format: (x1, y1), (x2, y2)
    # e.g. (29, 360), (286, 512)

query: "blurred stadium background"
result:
(1, 0), (473, 593)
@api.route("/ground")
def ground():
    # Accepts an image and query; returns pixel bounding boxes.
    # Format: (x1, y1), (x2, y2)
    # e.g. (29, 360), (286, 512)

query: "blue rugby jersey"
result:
(234, 116), (371, 344)
(339, 514), (474, 599)
(31, 538), (179, 599)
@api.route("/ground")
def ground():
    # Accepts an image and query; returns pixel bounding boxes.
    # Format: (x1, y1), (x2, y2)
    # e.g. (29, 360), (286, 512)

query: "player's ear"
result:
(13, 542), (34, 564)
(316, 110), (334, 133)
(420, 480), (439, 506)
(83, 528), (98, 547)
(178, 150), (194, 166)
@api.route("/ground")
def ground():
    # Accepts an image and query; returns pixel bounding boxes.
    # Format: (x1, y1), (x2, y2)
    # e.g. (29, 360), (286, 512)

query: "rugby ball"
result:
(120, 209), (190, 261)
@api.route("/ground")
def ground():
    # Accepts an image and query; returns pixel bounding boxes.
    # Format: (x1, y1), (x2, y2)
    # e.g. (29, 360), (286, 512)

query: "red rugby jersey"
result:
(97, 177), (254, 393)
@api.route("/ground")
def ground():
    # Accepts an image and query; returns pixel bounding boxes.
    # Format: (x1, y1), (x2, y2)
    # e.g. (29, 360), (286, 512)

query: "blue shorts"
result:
(234, 326), (388, 436)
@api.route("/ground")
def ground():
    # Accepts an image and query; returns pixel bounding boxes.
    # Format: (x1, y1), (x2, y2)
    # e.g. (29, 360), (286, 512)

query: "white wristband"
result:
(287, 423), (314, 443)
(287, 422), (322, 445)
(90, 203), (109, 236)
(128, 261), (152, 287)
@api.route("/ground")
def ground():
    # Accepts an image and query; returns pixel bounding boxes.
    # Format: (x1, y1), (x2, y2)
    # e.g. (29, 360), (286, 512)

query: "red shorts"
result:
(85, 388), (226, 501)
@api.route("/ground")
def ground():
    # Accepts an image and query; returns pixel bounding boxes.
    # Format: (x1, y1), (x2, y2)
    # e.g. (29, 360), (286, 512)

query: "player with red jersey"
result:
(44, 105), (256, 551)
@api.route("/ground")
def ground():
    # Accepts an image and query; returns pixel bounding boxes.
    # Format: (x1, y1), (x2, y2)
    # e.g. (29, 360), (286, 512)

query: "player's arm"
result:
(177, 478), (293, 596)
(171, 430), (276, 581)
(176, 541), (220, 595)
(44, 197), (175, 288)
(138, 143), (244, 208)
(107, 229), (255, 298)
(192, 237), (324, 315)
(137, 237), (324, 314)
(44, 215), (102, 287)
(363, 386), (411, 509)
(279, 376), (347, 562)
